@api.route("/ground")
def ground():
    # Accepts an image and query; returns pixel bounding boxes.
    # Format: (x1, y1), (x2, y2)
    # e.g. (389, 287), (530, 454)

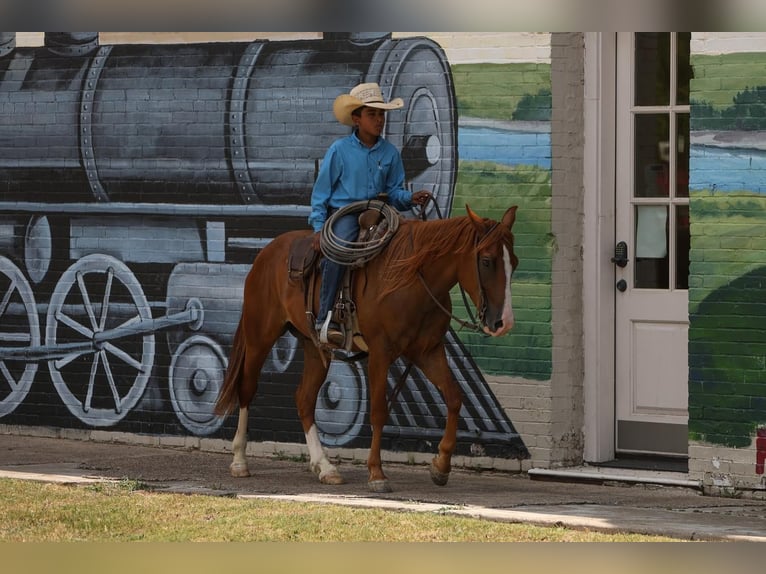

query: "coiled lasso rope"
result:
(319, 199), (401, 267)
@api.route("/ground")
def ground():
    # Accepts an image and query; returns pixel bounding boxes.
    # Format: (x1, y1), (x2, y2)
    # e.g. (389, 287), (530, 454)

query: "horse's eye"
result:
(481, 258), (491, 268)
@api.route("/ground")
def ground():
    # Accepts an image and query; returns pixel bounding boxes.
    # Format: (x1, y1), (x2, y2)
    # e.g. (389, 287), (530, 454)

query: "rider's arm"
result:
(309, 146), (340, 232)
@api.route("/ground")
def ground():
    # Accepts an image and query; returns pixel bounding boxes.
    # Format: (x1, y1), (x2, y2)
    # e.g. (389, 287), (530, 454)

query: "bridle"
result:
(413, 216), (502, 335)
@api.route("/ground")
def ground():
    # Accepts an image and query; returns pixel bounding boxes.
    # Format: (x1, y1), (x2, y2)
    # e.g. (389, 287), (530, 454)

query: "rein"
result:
(411, 200), (500, 335)
(416, 272), (485, 334)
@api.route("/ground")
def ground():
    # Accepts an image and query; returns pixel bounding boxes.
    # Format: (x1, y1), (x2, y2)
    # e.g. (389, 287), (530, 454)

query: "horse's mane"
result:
(377, 216), (479, 300)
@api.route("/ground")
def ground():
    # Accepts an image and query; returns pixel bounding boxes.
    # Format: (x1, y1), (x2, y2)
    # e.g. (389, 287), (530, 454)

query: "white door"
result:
(614, 33), (691, 457)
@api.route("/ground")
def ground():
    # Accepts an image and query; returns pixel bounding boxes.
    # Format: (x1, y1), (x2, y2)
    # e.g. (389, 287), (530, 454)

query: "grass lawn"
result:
(0, 478), (682, 542)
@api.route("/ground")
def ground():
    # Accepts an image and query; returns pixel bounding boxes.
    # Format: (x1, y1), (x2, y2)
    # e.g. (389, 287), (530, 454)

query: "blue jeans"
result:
(318, 212), (359, 323)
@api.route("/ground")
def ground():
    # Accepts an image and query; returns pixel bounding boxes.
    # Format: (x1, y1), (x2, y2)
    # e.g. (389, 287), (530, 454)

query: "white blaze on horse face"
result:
(485, 245), (514, 336)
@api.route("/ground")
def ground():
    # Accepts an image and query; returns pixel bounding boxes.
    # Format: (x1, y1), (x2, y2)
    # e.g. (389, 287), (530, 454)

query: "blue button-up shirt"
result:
(309, 131), (413, 232)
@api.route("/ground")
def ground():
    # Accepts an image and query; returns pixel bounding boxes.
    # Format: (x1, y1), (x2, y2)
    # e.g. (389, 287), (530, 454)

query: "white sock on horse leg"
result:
(305, 424), (339, 479)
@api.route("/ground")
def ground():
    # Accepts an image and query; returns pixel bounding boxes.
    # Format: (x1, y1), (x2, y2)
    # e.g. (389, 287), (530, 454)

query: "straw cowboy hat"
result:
(333, 82), (404, 126)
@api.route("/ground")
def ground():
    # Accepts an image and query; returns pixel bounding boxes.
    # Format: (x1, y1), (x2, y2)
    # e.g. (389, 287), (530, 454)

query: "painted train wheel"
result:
(315, 359), (367, 447)
(367, 37), (458, 219)
(169, 335), (227, 436)
(0, 256), (40, 417)
(45, 254), (155, 426)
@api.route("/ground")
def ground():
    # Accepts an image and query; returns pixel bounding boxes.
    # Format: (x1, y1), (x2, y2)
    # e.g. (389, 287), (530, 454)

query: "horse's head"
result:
(465, 204), (519, 337)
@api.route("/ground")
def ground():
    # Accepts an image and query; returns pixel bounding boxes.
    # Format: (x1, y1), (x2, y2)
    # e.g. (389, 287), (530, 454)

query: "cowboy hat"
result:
(333, 82), (404, 126)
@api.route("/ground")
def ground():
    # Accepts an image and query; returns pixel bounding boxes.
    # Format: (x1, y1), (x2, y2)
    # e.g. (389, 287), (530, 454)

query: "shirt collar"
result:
(352, 129), (382, 150)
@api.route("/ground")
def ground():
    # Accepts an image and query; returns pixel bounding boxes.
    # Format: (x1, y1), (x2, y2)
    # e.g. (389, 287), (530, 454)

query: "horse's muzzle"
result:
(483, 312), (514, 337)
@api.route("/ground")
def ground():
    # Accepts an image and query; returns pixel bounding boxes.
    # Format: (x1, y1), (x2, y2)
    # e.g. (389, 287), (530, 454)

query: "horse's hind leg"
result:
(229, 343), (271, 478)
(230, 405), (251, 477)
(411, 345), (463, 486)
(295, 341), (344, 484)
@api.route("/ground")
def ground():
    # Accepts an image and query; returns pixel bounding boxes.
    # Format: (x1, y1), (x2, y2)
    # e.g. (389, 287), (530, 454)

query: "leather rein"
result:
(413, 216), (501, 335)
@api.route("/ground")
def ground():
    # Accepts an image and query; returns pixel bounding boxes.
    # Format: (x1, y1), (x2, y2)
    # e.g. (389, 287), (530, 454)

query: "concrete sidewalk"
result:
(1, 432), (765, 541)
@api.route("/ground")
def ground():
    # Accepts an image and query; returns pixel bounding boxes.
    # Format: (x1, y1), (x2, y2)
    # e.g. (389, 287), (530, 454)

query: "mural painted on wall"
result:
(689, 50), (766, 468)
(0, 32), (551, 459)
(450, 61), (552, 381)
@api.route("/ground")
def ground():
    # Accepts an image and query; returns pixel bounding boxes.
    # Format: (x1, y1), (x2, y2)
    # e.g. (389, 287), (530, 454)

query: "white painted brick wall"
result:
(690, 441), (766, 498)
(691, 32), (766, 55)
(548, 32), (585, 467)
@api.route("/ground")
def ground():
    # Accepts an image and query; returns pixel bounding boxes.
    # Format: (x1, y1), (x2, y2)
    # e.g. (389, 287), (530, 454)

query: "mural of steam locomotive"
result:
(0, 32), (527, 458)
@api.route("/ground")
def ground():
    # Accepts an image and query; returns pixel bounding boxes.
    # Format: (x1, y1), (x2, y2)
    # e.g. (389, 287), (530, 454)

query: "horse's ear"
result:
(466, 204), (485, 232)
(502, 205), (518, 230)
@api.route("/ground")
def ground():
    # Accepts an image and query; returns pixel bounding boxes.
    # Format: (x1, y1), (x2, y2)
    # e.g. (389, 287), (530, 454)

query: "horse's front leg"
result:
(295, 341), (344, 485)
(412, 345), (463, 486)
(366, 352), (394, 493)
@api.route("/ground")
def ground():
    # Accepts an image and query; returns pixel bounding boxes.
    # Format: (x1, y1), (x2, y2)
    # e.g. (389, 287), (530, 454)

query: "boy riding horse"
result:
(309, 82), (431, 346)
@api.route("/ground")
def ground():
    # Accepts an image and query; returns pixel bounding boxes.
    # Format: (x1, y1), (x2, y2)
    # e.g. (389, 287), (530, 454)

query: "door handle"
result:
(611, 241), (629, 268)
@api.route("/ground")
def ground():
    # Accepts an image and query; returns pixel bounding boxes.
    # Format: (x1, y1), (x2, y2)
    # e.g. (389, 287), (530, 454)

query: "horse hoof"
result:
(230, 462), (251, 478)
(368, 479), (392, 493)
(430, 463), (450, 486)
(319, 470), (346, 485)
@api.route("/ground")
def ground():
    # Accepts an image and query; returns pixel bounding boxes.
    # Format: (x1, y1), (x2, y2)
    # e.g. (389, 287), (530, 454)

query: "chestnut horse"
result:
(214, 204), (519, 492)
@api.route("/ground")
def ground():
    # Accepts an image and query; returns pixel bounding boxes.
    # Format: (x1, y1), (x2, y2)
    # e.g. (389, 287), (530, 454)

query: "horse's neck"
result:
(414, 219), (467, 291)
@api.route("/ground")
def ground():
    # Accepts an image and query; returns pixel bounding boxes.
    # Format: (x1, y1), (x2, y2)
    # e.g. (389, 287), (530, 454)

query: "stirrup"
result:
(318, 313), (335, 345)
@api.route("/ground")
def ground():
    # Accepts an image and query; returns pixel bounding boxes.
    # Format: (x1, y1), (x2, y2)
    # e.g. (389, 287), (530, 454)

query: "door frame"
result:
(583, 32), (617, 463)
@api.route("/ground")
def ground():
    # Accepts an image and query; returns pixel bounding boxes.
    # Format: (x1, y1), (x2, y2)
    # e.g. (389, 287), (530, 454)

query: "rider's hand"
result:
(312, 231), (321, 252)
(411, 190), (432, 206)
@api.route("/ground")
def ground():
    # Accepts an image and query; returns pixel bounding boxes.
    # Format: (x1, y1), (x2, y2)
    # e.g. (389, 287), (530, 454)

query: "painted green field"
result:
(452, 62), (551, 121)
(691, 52), (766, 108)
(689, 189), (766, 312)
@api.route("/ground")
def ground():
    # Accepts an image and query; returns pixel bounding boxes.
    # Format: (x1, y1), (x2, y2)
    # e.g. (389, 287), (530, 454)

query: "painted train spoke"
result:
(0, 361), (19, 391)
(104, 341), (144, 372)
(83, 351), (100, 413)
(0, 278), (15, 316)
(101, 351), (122, 414)
(54, 311), (94, 339)
(76, 270), (99, 331)
(99, 267), (114, 332)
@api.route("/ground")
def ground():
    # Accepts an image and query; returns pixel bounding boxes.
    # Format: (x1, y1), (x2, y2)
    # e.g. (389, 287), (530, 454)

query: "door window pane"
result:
(635, 114), (669, 198)
(635, 33), (670, 106)
(635, 205), (669, 289)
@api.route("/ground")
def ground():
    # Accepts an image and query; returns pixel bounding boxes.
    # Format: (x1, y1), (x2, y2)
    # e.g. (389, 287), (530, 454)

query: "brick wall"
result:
(549, 32), (585, 466)
(0, 32), (554, 471)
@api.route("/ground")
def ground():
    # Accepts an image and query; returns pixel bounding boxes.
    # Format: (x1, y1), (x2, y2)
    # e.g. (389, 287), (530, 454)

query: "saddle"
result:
(288, 207), (390, 352)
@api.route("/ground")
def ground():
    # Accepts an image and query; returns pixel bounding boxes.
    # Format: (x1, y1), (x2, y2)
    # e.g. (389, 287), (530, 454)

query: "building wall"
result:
(0, 32), (558, 471)
(549, 32), (585, 467)
(688, 32), (766, 496)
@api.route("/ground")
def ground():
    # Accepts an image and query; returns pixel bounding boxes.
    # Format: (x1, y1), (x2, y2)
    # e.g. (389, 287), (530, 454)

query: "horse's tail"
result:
(214, 316), (246, 416)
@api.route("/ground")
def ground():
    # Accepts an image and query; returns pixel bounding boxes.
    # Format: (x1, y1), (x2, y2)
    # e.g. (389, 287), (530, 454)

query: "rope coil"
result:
(319, 199), (401, 267)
